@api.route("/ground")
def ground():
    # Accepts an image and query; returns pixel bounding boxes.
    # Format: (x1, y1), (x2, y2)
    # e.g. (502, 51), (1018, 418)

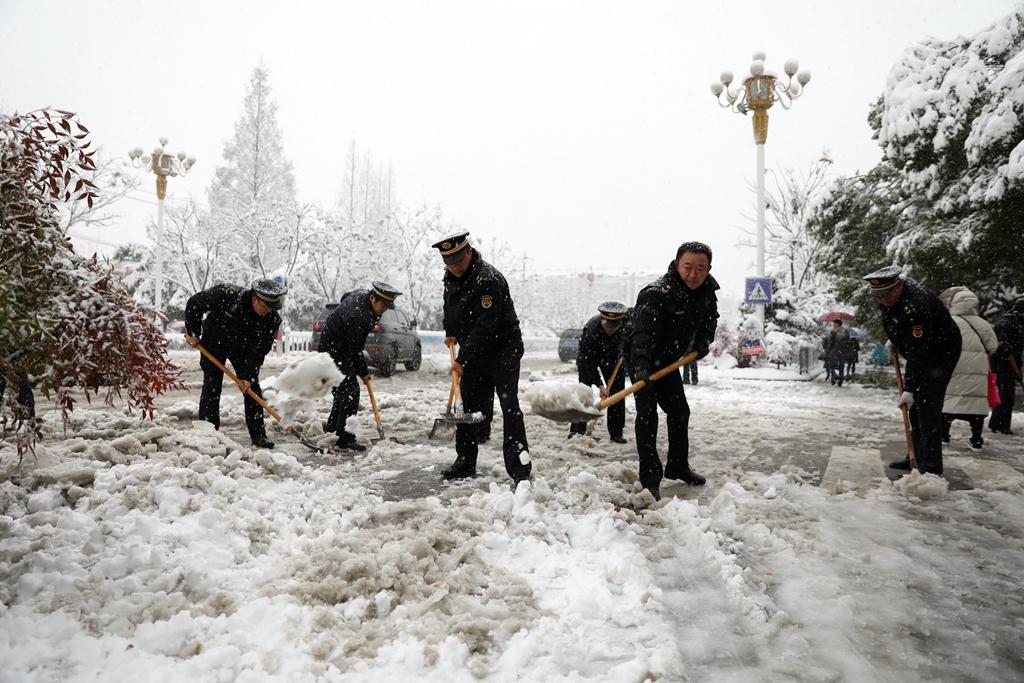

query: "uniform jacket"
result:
(991, 310), (1024, 376)
(443, 249), (523, 366)
(185, 284), (281, 381)
(879, 278), (961, 393)
(627, 267), (720, 377)
(319, 289), (378, 378)
(943, 289), (998, 415)
(576, 314), (624, 387)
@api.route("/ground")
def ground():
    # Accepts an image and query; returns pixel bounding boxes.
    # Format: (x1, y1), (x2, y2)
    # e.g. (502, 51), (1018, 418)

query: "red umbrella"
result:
(817, 311), (855, 322)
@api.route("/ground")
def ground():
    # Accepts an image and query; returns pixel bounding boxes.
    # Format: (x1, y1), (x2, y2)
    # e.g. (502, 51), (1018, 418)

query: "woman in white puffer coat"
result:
(940, 287), (999, 449)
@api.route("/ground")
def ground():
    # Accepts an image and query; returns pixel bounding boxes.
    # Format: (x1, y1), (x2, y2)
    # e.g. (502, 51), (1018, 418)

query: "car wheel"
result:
(378, 350), (396, 377)
(405, 343), (422, 371)
(558, 349), (570, 362)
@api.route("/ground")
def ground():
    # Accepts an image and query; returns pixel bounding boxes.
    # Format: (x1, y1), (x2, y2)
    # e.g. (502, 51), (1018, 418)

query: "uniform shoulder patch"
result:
(661, 284), (671, 293)
(481, 294), (493, 309)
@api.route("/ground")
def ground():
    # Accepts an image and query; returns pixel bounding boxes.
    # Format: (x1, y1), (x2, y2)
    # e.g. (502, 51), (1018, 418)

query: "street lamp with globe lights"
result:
(711, 52), (810, 333)
(127, 138), (196, 314)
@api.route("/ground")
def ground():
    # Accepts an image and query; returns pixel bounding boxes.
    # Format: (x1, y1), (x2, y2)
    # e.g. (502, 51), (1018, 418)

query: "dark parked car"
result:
(558, 328), (583, 362)
(310, 304), (422, 377)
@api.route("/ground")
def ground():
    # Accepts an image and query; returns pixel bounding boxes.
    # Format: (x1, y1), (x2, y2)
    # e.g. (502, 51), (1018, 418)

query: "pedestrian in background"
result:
(939, 286), (998, 450)
(989, 299), (1024, 435)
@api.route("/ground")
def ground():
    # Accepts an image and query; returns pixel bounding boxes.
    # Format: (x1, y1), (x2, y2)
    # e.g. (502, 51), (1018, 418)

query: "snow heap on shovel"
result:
(262, 354), (344, 422)
(523, 381), (601, 419)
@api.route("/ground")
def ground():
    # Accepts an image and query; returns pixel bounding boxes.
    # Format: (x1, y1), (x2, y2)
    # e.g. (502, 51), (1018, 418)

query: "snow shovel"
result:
(364, 378), (395, 444)
(195, 343), (324, 453)
(891, 349), (918, 471)
(428, 343), (485, 440)
(534, 351), (699, 423)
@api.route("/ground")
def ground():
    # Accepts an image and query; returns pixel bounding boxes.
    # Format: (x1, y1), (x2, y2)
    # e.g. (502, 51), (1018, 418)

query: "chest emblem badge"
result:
(912, 325), (924, 338)
(481, 295), (493, 309)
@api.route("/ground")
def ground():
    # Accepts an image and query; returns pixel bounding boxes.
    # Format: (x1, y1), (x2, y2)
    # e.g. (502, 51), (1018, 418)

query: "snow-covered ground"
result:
(2, 352), (1023, 682)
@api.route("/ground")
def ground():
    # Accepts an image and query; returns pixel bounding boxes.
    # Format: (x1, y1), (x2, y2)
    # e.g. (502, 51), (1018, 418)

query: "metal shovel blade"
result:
(530, 406), (603, 423)
(428, 411), (485, 440)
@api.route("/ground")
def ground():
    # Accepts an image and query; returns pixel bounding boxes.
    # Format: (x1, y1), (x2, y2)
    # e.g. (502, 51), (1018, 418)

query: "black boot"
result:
(664, 463), (706, 485)
(969, 436), (983, 450)
(251, 435), (275, 449)
(888, 456), (912, 470)
(335, 431), (366, 452)
(609, 434), (627, 444)
(442, 458), (476, 480)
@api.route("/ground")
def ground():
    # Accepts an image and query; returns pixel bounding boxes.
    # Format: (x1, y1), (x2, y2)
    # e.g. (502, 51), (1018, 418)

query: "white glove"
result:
(898, 391), (914, 408)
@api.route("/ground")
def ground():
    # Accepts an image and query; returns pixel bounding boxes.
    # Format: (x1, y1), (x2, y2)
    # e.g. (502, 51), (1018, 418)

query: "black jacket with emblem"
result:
(879, 278), (961, 393)
(577, 314), (625, 387)
(627, 266), (720, 377)
(443, 249), (523, 366)
(319, 289), (378, 378)
(185, 284), (281, 381)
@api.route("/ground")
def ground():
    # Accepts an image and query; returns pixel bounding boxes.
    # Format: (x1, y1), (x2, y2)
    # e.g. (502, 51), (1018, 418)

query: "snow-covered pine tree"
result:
(207, 66), (298, 283)
(811, 4), (1024, 318)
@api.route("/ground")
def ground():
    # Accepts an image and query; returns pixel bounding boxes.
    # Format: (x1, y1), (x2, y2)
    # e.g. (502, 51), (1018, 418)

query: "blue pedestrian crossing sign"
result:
(745, 277), (773, 306)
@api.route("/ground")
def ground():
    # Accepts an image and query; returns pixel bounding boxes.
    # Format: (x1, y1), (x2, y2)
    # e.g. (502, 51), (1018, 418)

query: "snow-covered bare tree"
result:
(207, 65), (297, 281)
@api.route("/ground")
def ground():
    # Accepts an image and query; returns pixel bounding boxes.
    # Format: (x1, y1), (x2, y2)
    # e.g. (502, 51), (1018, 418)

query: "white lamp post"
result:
(711, 52), (811, 330)
(128, 138), (196, 313)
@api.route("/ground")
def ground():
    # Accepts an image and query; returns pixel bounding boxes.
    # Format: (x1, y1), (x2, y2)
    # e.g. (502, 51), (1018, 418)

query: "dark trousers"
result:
(989, 371), (1016, 432)
(570, 362), (625, 437)
(908, 364), (955, 475)
(0, 373), (35, 420)
(942, 413), (984, 442)
(455, 351), (531, 480)
(682, 362), (698, 385)
(846, 360), (857, 376)
(198, 349), (267, 439)
(826, 358), (845, 385)
(632, 368), (690, 491)
(326, 374), (360, 436)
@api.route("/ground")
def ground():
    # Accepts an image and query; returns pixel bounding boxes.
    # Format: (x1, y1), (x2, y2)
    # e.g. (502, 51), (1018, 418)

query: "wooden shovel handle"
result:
(599, 352), (699, 409)
(196, 342), (285, 426)
(605, 356), (624, 390)
(446, 342), (459, 411)
(891, 348), (918, 470)
(366, 378), (383, 429)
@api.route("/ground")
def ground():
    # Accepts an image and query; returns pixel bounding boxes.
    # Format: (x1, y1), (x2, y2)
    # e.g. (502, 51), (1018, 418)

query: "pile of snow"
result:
(523, 381), (600, 418)
(894, 470), (949, 500)
(266, 354), (343, 400)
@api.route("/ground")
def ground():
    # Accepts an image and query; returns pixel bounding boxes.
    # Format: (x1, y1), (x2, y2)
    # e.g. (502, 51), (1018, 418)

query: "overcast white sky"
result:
(0, 0), (1016, 296)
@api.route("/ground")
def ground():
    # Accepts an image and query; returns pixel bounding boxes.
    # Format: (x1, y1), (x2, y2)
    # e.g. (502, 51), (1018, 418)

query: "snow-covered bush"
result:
(1, 109), (183, 448)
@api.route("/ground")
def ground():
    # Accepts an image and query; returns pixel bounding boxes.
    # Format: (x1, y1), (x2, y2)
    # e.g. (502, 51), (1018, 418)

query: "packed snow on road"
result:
(2, 351), (1023, 682)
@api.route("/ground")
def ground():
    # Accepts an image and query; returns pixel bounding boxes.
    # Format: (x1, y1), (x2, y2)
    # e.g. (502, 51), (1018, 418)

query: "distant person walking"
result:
(823, 320), (849, 386)
(939, 287), (998, 450)
(989, 299), (1024, 435)
(844, 335), (860, 378)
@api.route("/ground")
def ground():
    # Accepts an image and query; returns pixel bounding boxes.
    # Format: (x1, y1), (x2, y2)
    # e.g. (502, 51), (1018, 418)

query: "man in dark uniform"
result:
(319, 281), (402, 451)
(627, 242), (719, 501)
(989, 299), (1024, 434)
(184, 278), (285, 448)
(432, 231), (532, 486)
(569, 301), (629, 442)
(865, 266), (962, 475)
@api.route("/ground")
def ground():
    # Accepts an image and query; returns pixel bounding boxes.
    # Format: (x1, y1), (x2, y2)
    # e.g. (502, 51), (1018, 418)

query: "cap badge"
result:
(442, 242), (452, 249)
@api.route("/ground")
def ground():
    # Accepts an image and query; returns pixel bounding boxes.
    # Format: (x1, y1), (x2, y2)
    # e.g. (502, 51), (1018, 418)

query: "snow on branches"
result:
(1, 109), (183, 448)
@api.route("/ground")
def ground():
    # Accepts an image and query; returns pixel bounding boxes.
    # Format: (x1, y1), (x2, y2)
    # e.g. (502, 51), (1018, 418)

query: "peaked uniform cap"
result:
(863, 265), (903, 292)
(598, 301), (628, 321)
(431, 231), (471, 265)
(251, 278), (287, 310)
(371, 281), (402, 309)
